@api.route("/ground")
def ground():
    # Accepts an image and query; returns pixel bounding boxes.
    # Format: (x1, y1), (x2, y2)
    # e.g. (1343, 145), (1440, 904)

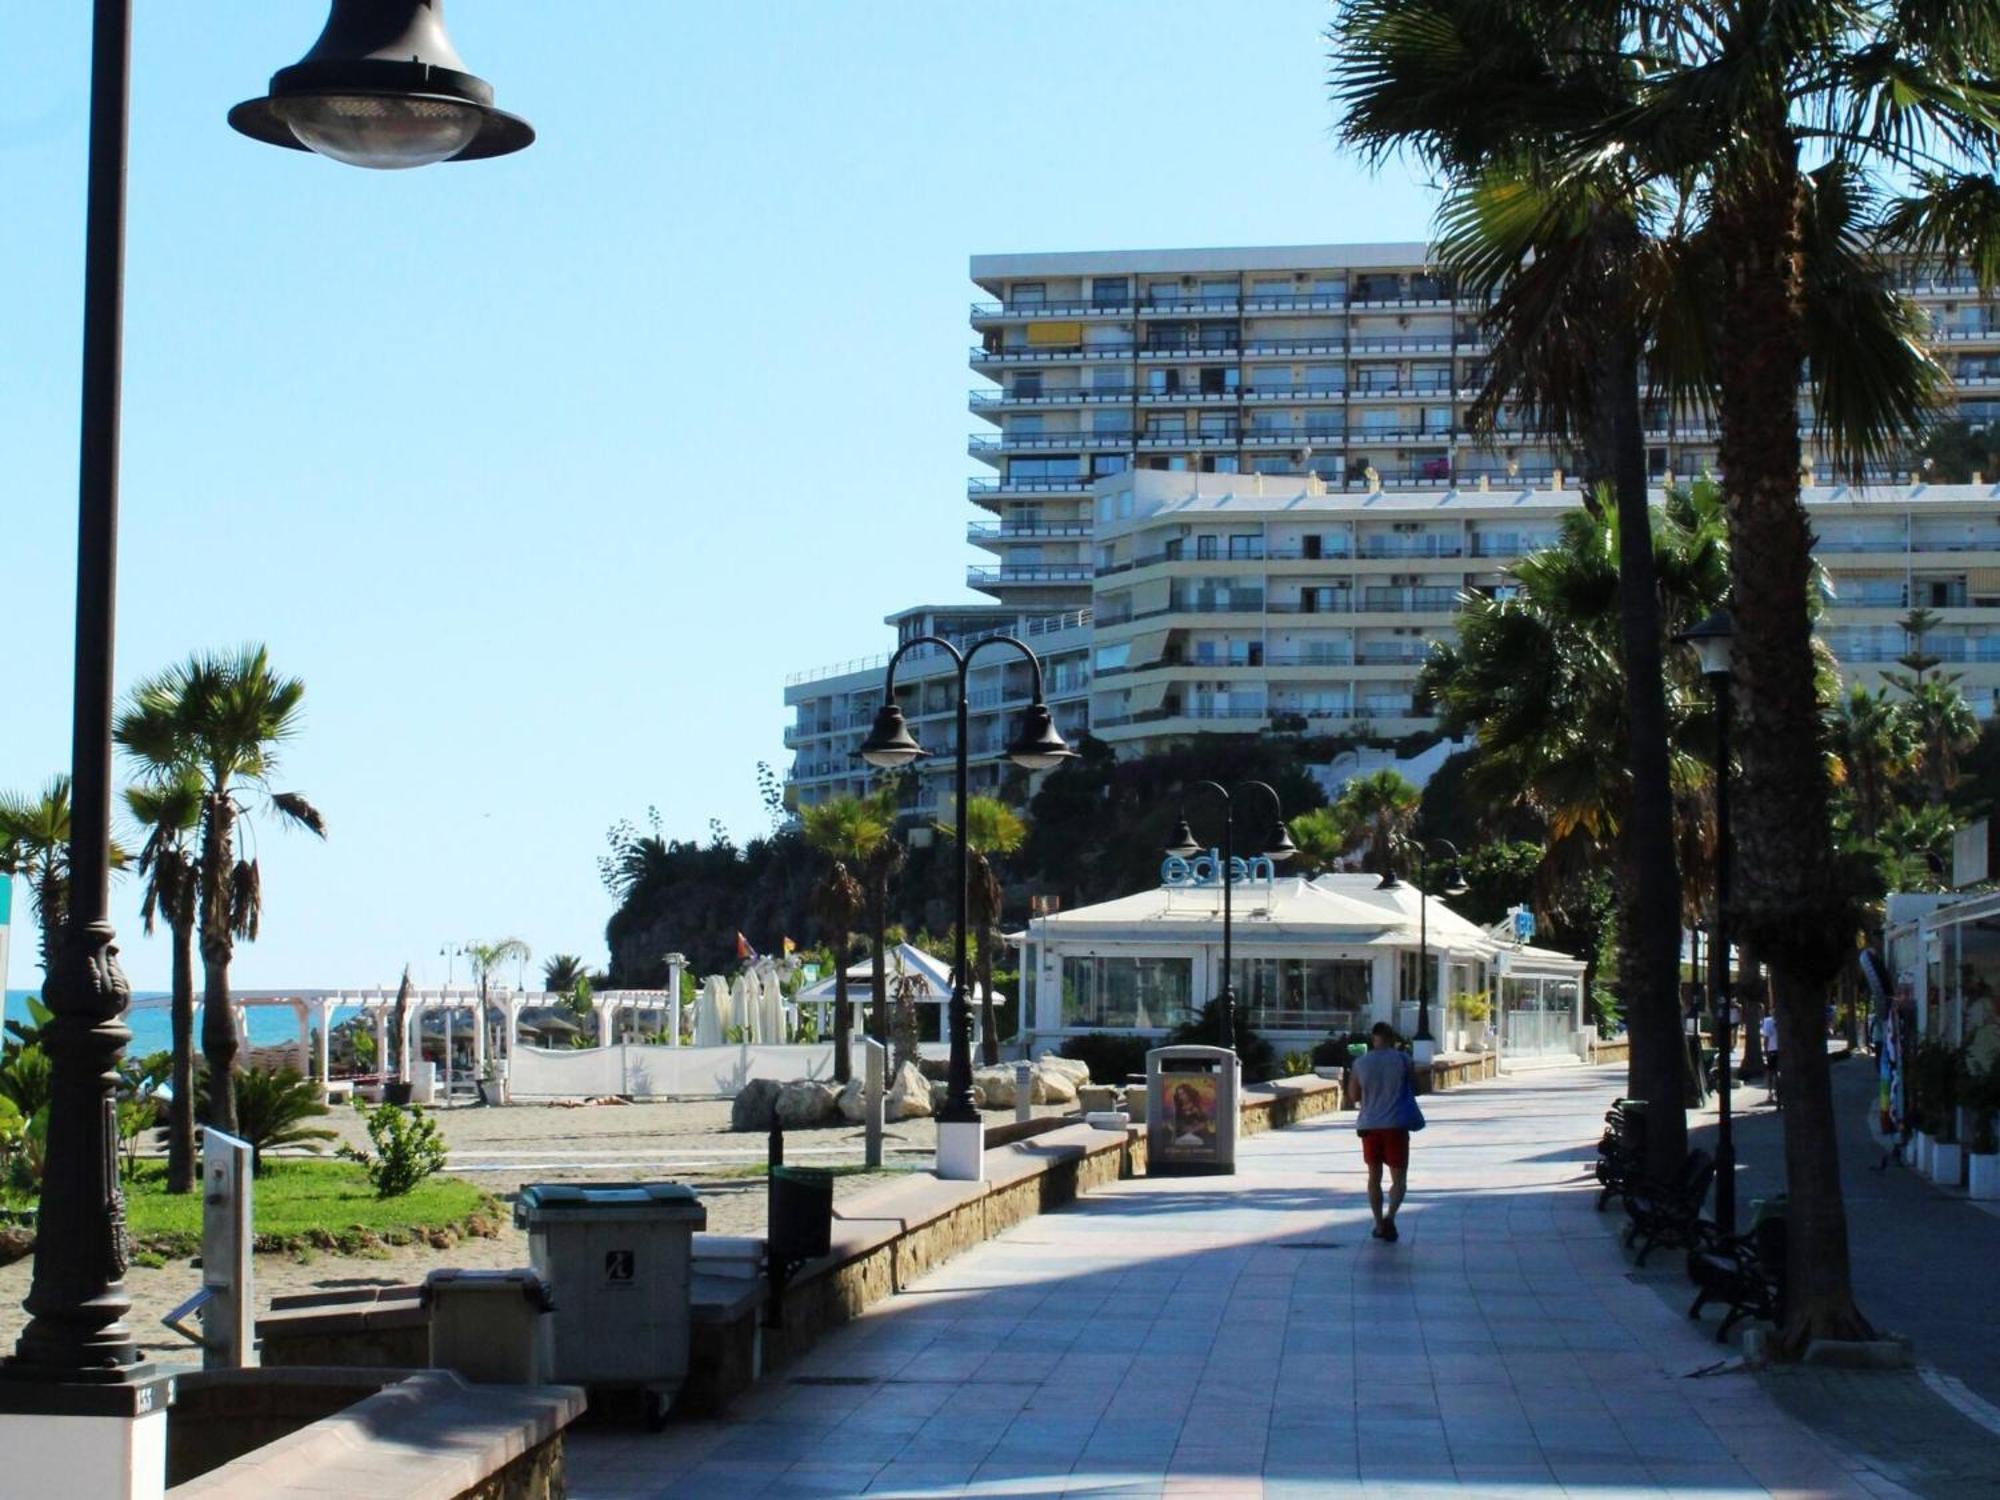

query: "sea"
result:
(4, 988), (329, 1057)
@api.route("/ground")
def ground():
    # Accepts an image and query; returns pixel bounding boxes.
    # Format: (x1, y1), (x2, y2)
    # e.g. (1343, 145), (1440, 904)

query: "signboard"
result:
(1160, 848), (1277, 889)
(1511, 905), (1535, 944)
(1952, 818), (1996, 888)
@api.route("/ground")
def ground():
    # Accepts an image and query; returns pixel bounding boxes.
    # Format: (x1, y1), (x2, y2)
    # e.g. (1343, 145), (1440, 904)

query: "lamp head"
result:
(857, 703), (924, 769)
(1165, 815), (1201, 860)
(1005, 701), (1076, 771)
(1263, 820), (1298, 863)
(1444, 868), (1470, 897)
(230, 0), (533, 169)
(1675, 609), (1736, 682)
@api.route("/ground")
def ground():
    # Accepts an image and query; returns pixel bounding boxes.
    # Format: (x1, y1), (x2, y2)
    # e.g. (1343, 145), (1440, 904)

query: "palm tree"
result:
(0, 778), (76, 982)
(802, 794), (892, 1083)
(1330, 0), (1703, 1178)
(957, 796), (1026, 1066)
(1832, 685), (1918, 842)
(1329, 771), (1420, 880)
(541, 954), (588, 995)
(1899, 679), (1980, 808)
(857, 785), (906, 1051)
(464, 937), (530, 1059)
(125, 770), (203, 1194)
(1286, 806), (1352, 876)
(114, 647), (326, 1134)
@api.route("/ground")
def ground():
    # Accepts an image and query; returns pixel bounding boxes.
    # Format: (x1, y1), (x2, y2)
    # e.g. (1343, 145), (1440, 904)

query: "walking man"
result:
(1352, 1021), (1423, 1241)
(1761, 1009), (1780, 1107)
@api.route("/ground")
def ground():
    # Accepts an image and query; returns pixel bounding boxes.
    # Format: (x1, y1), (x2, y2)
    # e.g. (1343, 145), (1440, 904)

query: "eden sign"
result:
(1160, 849), (1278, 888)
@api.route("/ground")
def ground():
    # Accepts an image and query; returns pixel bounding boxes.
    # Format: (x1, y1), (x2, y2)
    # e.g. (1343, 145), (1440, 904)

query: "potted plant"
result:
(1963, 1052), (2000, 1201)
(1451, 992), (1492, 1054)
(1910, 1038), (1950, 1180)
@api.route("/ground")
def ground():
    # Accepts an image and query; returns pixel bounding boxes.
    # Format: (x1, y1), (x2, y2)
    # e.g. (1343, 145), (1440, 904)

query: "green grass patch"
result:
(122, 1161), (501, 1258)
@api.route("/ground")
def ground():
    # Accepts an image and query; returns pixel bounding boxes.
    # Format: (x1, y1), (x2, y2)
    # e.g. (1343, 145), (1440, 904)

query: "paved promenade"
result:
(569, 1064), (1973, 1498)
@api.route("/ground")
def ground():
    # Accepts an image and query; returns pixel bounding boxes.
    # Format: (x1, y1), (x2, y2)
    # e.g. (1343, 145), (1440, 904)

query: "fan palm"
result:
(1328, 771), (1420, 880)
(857, 785), (906, 1051)
(955, 796), (1026, 1067)
(125, 769), (203, 1194)
(541, 954), (588, 994)
(1285, 806), (1352, 876)
(218, 1066), (337, 1176)
(115, 646), (326, 1133)
(802, 793), (893, 1082)
(1899, 678), (1980, 806)
(0, 778), (77, 983)
(1831, 685), (1917, 841)
(464, 938), (530, 1059)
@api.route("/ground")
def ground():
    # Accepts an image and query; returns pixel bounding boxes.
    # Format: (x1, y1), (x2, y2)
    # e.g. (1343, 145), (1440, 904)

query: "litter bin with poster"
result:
(1146, 1044), (1239, 1176)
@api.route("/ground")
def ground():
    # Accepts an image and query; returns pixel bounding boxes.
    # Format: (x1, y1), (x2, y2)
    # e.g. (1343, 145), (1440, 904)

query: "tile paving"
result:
(567, 1064), (1974, 1498)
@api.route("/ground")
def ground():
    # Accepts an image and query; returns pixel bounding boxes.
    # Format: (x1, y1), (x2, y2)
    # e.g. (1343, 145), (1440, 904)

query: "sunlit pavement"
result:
(567, 1065), (1929, 1498)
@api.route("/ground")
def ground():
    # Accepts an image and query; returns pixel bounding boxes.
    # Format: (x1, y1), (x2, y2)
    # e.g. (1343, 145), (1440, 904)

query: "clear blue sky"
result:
(1, 2), (1437, 991)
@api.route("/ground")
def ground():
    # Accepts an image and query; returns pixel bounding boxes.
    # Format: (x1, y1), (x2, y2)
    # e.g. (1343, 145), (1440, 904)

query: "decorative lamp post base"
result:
(935, 1118), (986, 1183)
(0, 1371), (177, 1500)
(1411, 1037), (1437, 1066)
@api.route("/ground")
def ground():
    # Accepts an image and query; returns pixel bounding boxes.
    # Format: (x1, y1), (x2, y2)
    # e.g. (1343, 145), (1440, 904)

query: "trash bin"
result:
(513, 1182), (706, 1406)
(1146, 1044), (1239, 1176)
(423, 1267), (553, 1384)
(768, 1165), (833, 1268)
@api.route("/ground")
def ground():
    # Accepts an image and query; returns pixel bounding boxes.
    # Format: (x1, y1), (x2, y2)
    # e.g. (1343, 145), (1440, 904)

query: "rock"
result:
(836, 1077), (869, 1123)
(775, 1078), (840, 1129)
(886, 1061), (932, 1121)
(1037, 1052), (1091, 1085)
(974, 1065), (1018, 1109)
(929, 1080), (984, 1111)
(0, 1228), (32, 1267)
(1076, 1084), (1121, 1114)
(730, 1077), (782, 1132)
(1033, 1066), (1078, 1105)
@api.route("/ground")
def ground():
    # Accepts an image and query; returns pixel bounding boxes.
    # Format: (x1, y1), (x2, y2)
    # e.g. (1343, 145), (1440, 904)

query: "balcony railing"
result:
(1360, 587), (1462, 613)
(969, 387), (1130, 408)
(1139, 339), (1241, 358)
(1358, 537), (1464, 559)
(1167, 593), (1267, 614)
(972, 299), (1134, 319)
(1242, 429), (1347, 447)
(1241, 385), (1347, 401)
(1242, 338), (1346, 358)
(969, 343), (1136, 363)
(1139, 428), (1242, 448)
(1349, 377), (1459, 397)
(967, 520), (1094, 541)
(1241, 293), (1347, 311)
(1348, 337), (1458, 354)
(1136, 387), (1239, 404)
(970, 431), (1135, 453)
(967, 564), (1097, 586)
(1139, 294), (1240, 313)
(1267, 595), (1355, 614)
(968, 476), (1092, 496)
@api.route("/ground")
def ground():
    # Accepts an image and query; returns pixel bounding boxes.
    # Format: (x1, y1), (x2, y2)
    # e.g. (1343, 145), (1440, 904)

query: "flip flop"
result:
(1382, 1222), (1399, 1242)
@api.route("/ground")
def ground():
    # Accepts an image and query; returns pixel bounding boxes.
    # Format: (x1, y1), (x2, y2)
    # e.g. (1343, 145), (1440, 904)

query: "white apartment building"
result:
(785, 243), (2000, 810)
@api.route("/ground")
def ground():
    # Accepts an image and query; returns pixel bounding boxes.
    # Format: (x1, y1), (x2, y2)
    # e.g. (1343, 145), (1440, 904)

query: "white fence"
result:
(506, 1040), (958, 1100)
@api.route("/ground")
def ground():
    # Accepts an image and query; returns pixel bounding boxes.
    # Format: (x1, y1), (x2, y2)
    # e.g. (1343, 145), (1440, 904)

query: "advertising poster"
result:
(1163, 1070), (1218, 1157)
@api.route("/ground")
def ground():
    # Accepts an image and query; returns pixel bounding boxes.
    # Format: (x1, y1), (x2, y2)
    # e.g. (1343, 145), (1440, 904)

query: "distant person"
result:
(1352, 1022), (1424, 1241)
(1761, 1011), (1780, 1106)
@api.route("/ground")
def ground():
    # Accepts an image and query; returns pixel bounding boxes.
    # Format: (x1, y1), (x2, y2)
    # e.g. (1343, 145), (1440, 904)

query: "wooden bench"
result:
(1688, 1216), (1788, 1341)
(1622, 1148), (1715, 1265)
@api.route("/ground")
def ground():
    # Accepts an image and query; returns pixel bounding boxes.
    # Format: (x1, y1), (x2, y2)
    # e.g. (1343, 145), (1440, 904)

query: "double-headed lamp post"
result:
(4, 0), (529, 1432)
(1679, 609), (1739, 1235)
(1164, 782), (1296, 1051)
(857, 638), (1074, 1181)
(1379, 839), (1468, 1065)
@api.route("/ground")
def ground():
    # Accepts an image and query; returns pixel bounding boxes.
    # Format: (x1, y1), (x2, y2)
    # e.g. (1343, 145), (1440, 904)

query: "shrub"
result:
(1958, 1052), (2000, 1154)
(1910, 1038), (1961, 1140)
(1282, 1050), (1313, 1078)
(342, 1102), (449, 1199)
(0, 1046), (52, 1120)
(227, 1067), (338, 1175)
(1168, 1003), (1279, 1084)
(1058, 1033), (1153, 1085)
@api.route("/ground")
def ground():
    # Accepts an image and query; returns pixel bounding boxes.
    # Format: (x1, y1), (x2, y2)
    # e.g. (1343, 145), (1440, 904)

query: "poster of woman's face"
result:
(1168, 1076), (1217, 1153)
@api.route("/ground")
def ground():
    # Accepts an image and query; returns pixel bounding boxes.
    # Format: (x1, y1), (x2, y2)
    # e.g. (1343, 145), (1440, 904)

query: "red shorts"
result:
(1359, 1129), (1410, 1171)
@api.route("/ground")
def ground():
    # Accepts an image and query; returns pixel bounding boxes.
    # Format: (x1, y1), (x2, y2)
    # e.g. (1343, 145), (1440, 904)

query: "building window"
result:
(1011, 282), (1046, 308)
(1061, 956), (1193, 1029)
(1231, 958), (1373, 1032)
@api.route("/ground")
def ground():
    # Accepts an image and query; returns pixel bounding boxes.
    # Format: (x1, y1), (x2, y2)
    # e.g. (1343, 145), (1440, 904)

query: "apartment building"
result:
(784, 243), (2000, 810)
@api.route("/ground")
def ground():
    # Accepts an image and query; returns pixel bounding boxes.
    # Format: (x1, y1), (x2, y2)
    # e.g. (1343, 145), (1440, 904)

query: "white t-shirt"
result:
(1760, 1015), (1779, 1053)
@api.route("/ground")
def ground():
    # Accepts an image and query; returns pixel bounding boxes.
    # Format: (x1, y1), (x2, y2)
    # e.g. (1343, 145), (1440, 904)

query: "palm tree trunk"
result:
(1595, 310), (1690, 1183)
(1716, 150), (1870, 1346)
(832, 934), (853, 1084)
(34, 864), (63, 985)
(978, 925), (1000, 1067)
(199, 796), (239, 1133)
(166, 913), (197, 1194)
(868, 876), (889, 1049)
(1739, 945), (1767, 1080)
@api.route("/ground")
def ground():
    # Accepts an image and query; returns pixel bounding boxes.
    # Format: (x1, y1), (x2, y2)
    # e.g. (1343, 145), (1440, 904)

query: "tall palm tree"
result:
(1329, 771), (1420, 880)
(541, 954), (588, 995)
(1285, 806), (1352, 876)
(1536, 0), (1995, 1346)
(802, 794), (892, 1083)
(857, 784), (906, 1051)
(0, 778), (76, 982)
(1832, 685), (1918, 842)
(1330, 0), (1699, 1178)
(465, 937), (530, 1056)
(957, 796), (1026, 1067)
(115, 647), (326, 1133)
(125, 770), (203, 1194)
(1899, 679), (1980, 807)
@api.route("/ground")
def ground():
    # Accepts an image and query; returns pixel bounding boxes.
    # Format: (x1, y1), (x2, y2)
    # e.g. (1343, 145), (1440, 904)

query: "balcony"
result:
(967, 564), (1097, 587)
(1349, 377), (1459, 398)
(1359, 586), (1462, 613)
(1357, 536), (1465, 559)
(969, 342), (1136, 365)
(1136, 387), (1240, 405)
(1139, 294), (1240, 314)
(1356, 645), (1434, 665)
(1242, 428), (1346, 448)
(1242, 338), (1346, 358)
(1139, 339), (1241, 359)
(971, 299), (1135, 320)
(967, 520), (1093, 542)
(1350, 425), (1456, 443)
(1139, 427), (1241, 449)
(968, 475), (1093, 497)
(1265, 649), (1357, 667)
(1469, 533), (1558, 557)
(1267, 594), (1354, 615)
(1241, 384), (1347, 402)
(1348, 336), (1458, 354)
(970, 430), (1135, 455)
(969, 387), (1130, 410)
(1167, 593), (1267, 614)
(1241, 292), (1346, 312)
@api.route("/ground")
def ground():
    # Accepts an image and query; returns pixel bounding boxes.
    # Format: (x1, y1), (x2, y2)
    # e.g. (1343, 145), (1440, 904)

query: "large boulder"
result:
(974, 1065), (1017, 1109)
(730, 1077), (782, 1132)
(929, 1080), (985, 1112)
(886, 1061), (932, 1121)
(836, 1077), (869, 1124)
(775, 1078), (840, 1130)
(1037, 1052), (1091, 1086)
(1033, 1065), (1078, 1105)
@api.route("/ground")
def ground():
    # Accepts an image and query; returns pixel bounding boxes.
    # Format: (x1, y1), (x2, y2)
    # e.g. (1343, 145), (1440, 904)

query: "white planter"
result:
(1968, 1152), (2000, 1201)
(1914, 1132), (1935, 1176)
(1934, 1142), (1965, 1189)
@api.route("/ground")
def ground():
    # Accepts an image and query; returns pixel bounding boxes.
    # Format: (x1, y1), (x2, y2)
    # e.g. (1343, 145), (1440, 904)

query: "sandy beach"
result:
(0, 1095), (1073, 1362)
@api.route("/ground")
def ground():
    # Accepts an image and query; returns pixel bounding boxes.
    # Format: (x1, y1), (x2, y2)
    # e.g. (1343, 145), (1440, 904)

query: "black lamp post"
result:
(1679, 609), (1738, 1234)
(857, 638), (1073, 1174)
(3, 0), (528, 1403)
(1164, 782), (1295, 1050)
(1379, 839), (1467, 1062)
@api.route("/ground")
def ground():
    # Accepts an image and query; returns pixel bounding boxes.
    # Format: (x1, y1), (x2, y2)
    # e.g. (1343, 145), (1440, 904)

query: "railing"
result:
(970, 431), (1134, 452)
(1350, 377), (1459, 396)
(1140, 294), (1240, 313)
(1241, 384), (1347, 401)
(1356, 647), (1434, 665)
(971, 299), (1134, 318)
(1167, 594), (1267, 613)
(1140, 339), (1240, 357)
(1361, 587), (1462, 613)
(1357, 537), (1464, 559)
(1242, 338), (1346, 357)
(1267, 595), (1355, 614)
(1813, 538), (1909, 553)
(1265, 544), (1356, 560)
(969, 343), (1137, 363)
(1136, 387), (1239, 404)
(967, 521), (1094, 540)
(784, 609), (1094, 687)
(968, 476), (1091, 495)
(970, 387), (1130, 407)
(1139, 428), (1241, 447)
(967, 564), (1098, 586)
(1241, 293), (1346, 311)
(1348, 337), (1457, 354)
(1265, 649), (1356, 667)
(1243, 428), (1346, 446)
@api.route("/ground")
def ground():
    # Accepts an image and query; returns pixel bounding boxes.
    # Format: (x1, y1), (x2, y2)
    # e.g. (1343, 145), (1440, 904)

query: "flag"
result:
(736, 932), (757, 961)
(782, 936), (796, 956)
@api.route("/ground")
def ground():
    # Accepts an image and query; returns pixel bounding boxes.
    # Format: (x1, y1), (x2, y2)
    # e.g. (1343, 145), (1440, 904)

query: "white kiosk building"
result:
(1017, 866), (1588, 1063)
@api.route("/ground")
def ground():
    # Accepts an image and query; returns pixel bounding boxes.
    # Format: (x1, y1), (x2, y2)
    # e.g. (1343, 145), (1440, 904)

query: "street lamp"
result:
(858, 637), (1073, 1180)
(1381, 839), (1468, 1064)
(3, 0), (530, 1420)
(1678, 608), (1738, 1234)
(1163, 782), (1295, 1050)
